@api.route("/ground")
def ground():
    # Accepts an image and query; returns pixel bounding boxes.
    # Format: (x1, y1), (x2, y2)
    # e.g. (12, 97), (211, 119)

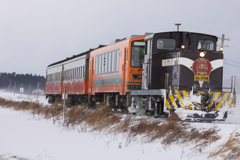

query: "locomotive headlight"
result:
(220, 47), (224, 51)
(181, 45), (185, 49)
(199, 51), (205, 57)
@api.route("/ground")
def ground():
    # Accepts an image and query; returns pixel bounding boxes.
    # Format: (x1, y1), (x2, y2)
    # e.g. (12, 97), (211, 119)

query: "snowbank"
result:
(0, 91), (240, 160)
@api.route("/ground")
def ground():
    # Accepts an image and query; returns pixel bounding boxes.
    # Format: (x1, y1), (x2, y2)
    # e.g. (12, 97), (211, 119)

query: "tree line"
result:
(0, 72), (45, 94)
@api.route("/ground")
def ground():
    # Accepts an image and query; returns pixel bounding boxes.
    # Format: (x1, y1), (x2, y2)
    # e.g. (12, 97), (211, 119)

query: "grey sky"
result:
(1, 0), (240, 79)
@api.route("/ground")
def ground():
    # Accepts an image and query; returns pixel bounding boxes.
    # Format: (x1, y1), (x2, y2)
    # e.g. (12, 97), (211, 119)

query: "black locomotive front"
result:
(144, 31), (223, 92)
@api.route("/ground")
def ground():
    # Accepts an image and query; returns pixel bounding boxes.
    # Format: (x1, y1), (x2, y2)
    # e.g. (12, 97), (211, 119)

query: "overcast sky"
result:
(1, 0), (240, 79)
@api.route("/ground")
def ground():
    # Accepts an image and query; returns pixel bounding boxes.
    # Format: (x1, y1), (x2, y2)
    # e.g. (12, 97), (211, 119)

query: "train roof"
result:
(145, 31), (218, 41)
(47, 45), (106, 67)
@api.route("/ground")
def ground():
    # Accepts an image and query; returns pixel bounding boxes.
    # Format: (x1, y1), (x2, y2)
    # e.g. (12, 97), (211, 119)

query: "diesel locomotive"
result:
(45, 31), (236, 121)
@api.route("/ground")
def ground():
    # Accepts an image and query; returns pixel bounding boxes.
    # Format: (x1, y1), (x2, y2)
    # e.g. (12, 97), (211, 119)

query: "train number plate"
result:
(194, 76), (209, 81)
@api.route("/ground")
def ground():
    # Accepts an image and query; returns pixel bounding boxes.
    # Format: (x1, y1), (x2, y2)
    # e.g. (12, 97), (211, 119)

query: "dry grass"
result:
(85, 103), (122, 131)
(0, 97), (222, 154)
(64, 104), (89, 127)
(209, 130), (240, 160)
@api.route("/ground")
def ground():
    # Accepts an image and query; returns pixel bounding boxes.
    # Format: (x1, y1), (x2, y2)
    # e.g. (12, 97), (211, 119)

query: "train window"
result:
(71, 69), (73, 81)
(131, 40), (145, 68)
(126, 48), (128, 62)
(65, 71), (66, 81)
(83, 66), (85, 79)
(73, 69), (75, 80)
(146, 40), (149, 55)
(68, 69), (70, 81)
(75, 68), (77, 80)
(157, 38), (175, 50)
(99, 55), (102, 74)
(76, 68), (78, 79)
(197, 40), (214, 51)
(81, 67), (83, 79)
(65, 71), (67, 81)
(73, 69), (74, 80)
(116, 50), (119, 72)
(108, 52), (111, 73)
(95, 56), (98, 75)
(66, 70), (68, 81)
(80, 67), (82, 78)
(68, 70), (70, 81)
(111, 51), (115, 72)
(102, 54), (105, 74)
(105, 53), (108, 73)
(147, 40), (152, 55)
(68, 70), (69, 81)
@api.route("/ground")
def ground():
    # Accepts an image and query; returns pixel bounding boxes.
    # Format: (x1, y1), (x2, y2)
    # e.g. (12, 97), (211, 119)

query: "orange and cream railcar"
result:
(45, 50), (92, 103)
(88, 36), (145, 107)
(45, 63), (63, 96)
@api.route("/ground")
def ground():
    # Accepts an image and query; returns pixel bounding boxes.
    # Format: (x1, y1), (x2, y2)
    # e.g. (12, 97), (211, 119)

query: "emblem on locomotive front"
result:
(192, 58), (212, 81)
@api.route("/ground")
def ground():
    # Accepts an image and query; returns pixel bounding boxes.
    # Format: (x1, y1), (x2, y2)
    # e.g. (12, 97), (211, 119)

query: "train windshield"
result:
(157, 38), (176, 50)
(131, 40), (145, 68)
(197, 40), (214, 51)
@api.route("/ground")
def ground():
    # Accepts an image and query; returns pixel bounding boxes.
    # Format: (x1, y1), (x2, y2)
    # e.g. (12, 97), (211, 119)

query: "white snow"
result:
(0, 91), (240, 160)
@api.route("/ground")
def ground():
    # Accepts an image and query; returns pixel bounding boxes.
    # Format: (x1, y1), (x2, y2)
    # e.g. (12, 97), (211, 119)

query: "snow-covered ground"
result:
(0, 91), (240, 160)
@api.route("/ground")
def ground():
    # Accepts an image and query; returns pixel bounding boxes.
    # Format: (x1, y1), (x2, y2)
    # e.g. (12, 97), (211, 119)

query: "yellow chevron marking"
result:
(167, 90), (178, 108)
(198, 91), (205, 93)
(227, 97), (234, 108)
(207, 92), (214, 108)
(212, 92), (221, 102)
(215, 93), (229, 110)
(233, 93), (237, 108)
(210, 92), (213, 96)
(233, 102), (236, 108)
(174, 90), (185, 109)
(165, 99), (171, 109)
(182, 90), (192, 110)
(208, 102), (213, 108)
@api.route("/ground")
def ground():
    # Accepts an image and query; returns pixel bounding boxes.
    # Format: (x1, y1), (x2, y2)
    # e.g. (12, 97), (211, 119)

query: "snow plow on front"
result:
(130, 87), (237, 122)
(166, 89), (236, 121)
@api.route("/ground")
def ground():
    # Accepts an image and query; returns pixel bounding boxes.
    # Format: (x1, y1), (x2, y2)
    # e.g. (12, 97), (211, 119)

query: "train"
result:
(45, 31), (237, 121)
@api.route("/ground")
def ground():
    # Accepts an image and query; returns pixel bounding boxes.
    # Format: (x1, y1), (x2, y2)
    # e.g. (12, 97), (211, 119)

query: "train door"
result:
(122, 48), (128, 94)
(89, 57), (94, 94)
(61, 64), (64, 94)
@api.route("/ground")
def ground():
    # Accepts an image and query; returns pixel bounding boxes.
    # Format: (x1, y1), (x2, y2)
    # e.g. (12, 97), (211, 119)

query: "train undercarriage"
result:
(46, 86), (236, 122)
